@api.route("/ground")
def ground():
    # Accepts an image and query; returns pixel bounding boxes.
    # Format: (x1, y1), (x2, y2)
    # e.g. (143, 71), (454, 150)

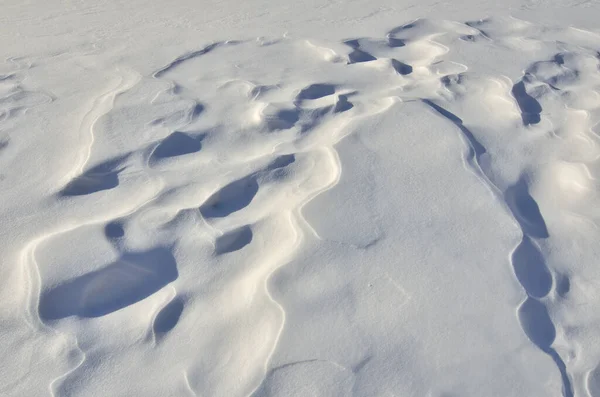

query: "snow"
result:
(2, 1), (600, 396)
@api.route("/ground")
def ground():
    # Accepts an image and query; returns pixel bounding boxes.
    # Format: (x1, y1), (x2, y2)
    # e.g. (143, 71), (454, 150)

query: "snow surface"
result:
(2, 1), (600, 396)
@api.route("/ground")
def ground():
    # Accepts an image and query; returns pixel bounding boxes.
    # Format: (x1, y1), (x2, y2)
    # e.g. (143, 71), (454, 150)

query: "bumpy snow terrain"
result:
(2, 1), (600, 396)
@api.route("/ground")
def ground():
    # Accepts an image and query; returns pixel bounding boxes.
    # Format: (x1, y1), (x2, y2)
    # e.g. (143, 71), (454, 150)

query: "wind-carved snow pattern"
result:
(6, 16), (600, 397)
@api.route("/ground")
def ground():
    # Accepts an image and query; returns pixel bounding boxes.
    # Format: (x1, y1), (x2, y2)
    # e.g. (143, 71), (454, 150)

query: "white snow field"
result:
(2, 0), (600, 396)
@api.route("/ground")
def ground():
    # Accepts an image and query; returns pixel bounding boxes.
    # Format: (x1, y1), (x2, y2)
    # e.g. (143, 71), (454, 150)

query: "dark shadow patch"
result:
(153, 297), (184, 335)
(348, 49), (377, 64)
(352, 356), (372, 373)
(556, 274), (570, 298)
(151, 131), (203, 160)
(334, 95), (354, 113)
(265, 108), (300, 131)
(191, 103), (205, 119)
(104, 221), (125, 239)
(459, 34), (489, 43)
(299, 106), (333, 133)
(60, 155), (128, 197)
(268, 154), (295, 170)
(465, 20), (492, 40)
(549, 348), (574, 397)
(344, 40), (377, 64)
(387, 37), (406, 48)
(39, 247), (178, 319)
(512, 80), (542, 126)
(215, 225), (253, 254)
(441, 74), (464, 88)
(511, 236), (552, 298)
(554, 53), (566, 65)
(391, 59), (413, 75)
(388, 22), (417, 37)
(504, 177), (549, 239)
(518, 297), (555, 352)
(422, 99), (486, 159)
(344, 39), (361, 49)
(200, 175), (259, 218)
(296, 84), (336, 100)
(154, 43), (221, 78)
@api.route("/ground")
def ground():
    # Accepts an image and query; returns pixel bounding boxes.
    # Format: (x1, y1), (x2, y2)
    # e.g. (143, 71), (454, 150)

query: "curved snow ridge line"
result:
(238, 145), (347, 395)
(183, 369), (199, 397)
(19, 182), (164, 393)
(223, 24), (480, 388)
(249, 97), (401, 394)
(21, 184), (163, 327)
(18, 18), (599, 395)
(152, 41), (243, 79)
(48, 341), (86, 397)
(246, 211), (301, 397)
(143, 38), (402, 394)
(147, 285), (178, 346)
(68, 67), (141, 180)
(421, 97), (572, 396)
(420, 99), (499, 194)
(506, 49), (600, 397)
(296, 97), (399, 243)
(245, 94), (395, 396)
(294, 147), (344, 241)
(248, 151), (341, 397)
(147, 38), (363, 393)
(19, 232), (85, 397)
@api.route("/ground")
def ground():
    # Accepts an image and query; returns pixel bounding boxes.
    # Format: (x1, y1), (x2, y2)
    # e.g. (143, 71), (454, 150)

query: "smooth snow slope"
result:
(2, 1), (600, 397)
